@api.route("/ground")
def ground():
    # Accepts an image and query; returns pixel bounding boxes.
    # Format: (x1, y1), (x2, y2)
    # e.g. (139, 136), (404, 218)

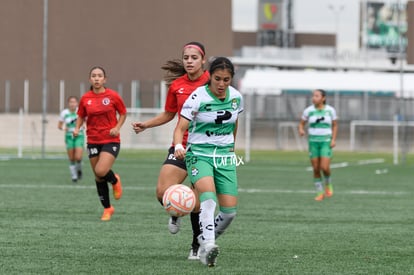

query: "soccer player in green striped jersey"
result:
(173, 57), (243, 267)
(298, 89), (338, 201)
(58, 96), (84, 182)
(132, 42), (209, 259)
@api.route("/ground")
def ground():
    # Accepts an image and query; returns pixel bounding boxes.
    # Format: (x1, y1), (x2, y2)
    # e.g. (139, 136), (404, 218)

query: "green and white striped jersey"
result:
(180, 85), (244, 157)
(301, 104), (337, 142)
(59, 108), (84, 135)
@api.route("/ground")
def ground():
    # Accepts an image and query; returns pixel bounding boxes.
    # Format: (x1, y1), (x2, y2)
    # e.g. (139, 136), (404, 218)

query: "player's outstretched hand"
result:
(132, 122), (146, 134)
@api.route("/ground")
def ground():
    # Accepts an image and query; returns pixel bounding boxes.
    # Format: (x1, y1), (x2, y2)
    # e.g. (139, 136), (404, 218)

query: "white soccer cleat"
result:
(199, 241), (219, 267)
(168, 216), (181, 234)
(188, 246), (200, 260)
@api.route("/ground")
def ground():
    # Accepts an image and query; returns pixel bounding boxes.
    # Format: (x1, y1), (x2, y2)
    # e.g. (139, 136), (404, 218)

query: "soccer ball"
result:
(162, 184), (196, 217)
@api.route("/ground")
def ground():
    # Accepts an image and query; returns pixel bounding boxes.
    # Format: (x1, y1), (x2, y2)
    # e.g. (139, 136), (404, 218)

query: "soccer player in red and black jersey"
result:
(73, 66), (127, 221)
(132, 42), (209, 260)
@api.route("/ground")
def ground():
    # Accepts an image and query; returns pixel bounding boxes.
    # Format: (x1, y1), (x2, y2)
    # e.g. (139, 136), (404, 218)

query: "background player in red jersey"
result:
(132, 42), (209, 260)
(73, 66), (127, 221)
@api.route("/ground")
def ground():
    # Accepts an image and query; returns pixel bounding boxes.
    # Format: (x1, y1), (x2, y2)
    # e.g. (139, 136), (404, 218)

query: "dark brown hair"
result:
(161, 42), (206, 88)
(89, 66), (106, 91)
(67, 95), (78, 102)
(315, 89), (327, 104)
(207, 57), (235, 86)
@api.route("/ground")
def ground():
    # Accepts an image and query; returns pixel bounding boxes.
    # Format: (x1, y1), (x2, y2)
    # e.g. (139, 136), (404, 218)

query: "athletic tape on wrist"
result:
(174, 144), (184, 151)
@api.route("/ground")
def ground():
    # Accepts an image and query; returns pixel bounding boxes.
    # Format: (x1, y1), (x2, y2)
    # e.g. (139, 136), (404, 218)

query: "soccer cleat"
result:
(325, 184), (333, 197)
(314, 193), (324, 201)
(112, 174), (123, 200)
(188, 245), (200, 260)
(101, 206), (114, 221)
(168, 216), (181, 234)
(199, 241), (219, 267)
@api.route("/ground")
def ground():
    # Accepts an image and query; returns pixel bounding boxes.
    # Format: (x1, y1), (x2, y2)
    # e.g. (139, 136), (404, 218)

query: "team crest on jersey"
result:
(231, 99), (238, 110)
(87, 99), (92, 105)
(102, 98), (110, 105)
(191, 166), (199, 176)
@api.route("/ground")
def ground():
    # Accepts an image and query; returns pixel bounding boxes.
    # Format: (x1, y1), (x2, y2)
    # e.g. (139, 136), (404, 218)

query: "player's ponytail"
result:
(161, 59), (186, 88)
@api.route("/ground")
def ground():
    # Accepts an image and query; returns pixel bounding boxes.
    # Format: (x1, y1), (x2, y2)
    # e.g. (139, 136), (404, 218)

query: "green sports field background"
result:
(1, 150), (413, 274)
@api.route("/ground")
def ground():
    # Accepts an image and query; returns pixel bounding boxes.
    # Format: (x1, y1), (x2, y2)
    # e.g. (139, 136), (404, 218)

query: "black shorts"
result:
(87, 143), (121, 159)
(163, 146), (187, 171)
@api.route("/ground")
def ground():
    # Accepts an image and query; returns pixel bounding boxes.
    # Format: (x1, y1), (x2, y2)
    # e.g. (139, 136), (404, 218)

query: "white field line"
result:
(306, 158), (385, 171)
(239, 188), (408, 196)
(0, 184), (409, 196)
(357, 158), (385, 165)
(306, 162), (348, 171)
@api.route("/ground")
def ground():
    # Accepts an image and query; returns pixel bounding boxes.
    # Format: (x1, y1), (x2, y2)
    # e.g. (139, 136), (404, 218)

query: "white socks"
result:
(69, 164), (77, 179)
(199, 199), (216, 242)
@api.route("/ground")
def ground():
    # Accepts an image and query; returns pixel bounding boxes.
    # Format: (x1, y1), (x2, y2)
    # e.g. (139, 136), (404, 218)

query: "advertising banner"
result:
(366, 1), (407, 51)
(258, 0), (283, 31)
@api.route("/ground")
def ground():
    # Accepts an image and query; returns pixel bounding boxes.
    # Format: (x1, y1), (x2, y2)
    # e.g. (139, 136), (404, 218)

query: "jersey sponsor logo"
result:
(231, 99), (238, 110)
(315, 116), (325, 123)
(205, 129), (232, 137)
(102, 98), (110, 105)
(182, 103), (192, 109)
(215, 110), (232, 124)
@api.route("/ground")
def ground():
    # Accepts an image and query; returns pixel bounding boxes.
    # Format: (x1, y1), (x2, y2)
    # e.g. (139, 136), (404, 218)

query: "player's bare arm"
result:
(173, 116), (190, 160)
(132, 111), (176, 134)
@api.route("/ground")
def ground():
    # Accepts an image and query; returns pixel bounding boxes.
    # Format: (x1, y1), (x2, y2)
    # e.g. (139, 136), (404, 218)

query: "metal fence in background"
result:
(0, 79), (166, 114)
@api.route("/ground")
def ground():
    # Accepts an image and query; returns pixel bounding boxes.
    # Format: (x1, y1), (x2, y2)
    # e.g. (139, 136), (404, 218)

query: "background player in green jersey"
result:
(174, 57), (243, 267)
(58, 96), (84, 182)
(299, 89), (338, 201)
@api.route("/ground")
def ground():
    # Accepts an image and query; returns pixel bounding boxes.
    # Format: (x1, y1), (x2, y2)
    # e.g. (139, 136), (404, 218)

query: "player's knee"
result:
(155, 184), (168, 202)
(156, 189), (164, 203)
(321, 166), (330, 175)
(313, 170), (322, 178)
(94, 167), (109, 178)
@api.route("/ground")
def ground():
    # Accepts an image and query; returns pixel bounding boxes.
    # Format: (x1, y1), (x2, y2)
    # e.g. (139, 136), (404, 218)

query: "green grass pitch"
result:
(0, 150), (413, 274)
